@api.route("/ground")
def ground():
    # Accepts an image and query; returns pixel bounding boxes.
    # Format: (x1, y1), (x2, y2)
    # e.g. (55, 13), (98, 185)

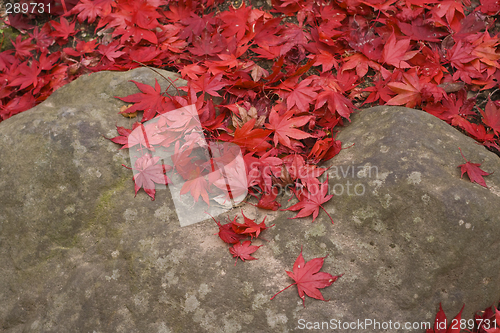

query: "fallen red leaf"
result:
(231, 118), (272, 153)
(179, 167), (210, 205)
(256, 190), (282, 211)
(271, 247), (343, 307)
(457, 148), (491, 188)
(213, 216), (247, 244)
(231, 211), (274, 239)
(286, 179), (334, 223)
(265, 108), (312, 149)
(229, 240), (262, 265)
(132, 154), (171, 200)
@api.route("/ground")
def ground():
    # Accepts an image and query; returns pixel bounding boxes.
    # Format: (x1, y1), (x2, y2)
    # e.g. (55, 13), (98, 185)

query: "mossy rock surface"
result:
(0, 69), (499, 332)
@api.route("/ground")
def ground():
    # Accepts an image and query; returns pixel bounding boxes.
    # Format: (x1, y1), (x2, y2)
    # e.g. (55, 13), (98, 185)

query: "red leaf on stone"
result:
(457, 148), (491, 188)
(132, 154), (171, 200)
(256, 191), (281, 211)
(271, 247), (343, 307)
(213, 216), (247, 244)
(116, 79), (166, 122)
(381, 32), (418, 68)
(229, 240), (262, 265)
(231, 211), (274, 239)
(190, 73), (227, 97)
(231, 118), (272, 153)
(386, 70), (422, 108)
(179, 167), (210, 205)
(285, 78), (318, 112)
(286, 179), (334, 223)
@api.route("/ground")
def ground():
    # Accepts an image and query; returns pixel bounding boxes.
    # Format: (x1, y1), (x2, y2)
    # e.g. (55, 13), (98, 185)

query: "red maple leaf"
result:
(426, 303), (464, 333)
(341, 53), (380, 78)
(71, 0), (114, 23)
(180, 167), (210, 205)
(50, 18), (78, 41)
(398, 18), (448, 42)
(229, 240), (262, 265)
(219, 3), (251, 41)
(381, 32), (418, 68)
(313, 73), (357, 120)
(428, 0), (465, 32)
(211, 161), (250, 201)
(8, 61), (41, 90)
(107, 123), (140, 147)
(479, 98), (500, 135)
(97, 42), (125, 62)
(423, 89), (475, 123)
(286, 179), (334, 223)
(308, 137), (342, 162)
(231, 211), (274, 239)
(256, 190), (282, 211)
(284, 78), (318, 112)
(0, 94), (36, 120)
(116, 79), (166, 122)
(265, 108), (311, 149)
(386, 70), (422, 108)
(132, 154), (171, 200)
(11, 35), (36, 59)
(446, 41), (477, 70)
(180, 63), (206, 80)
(213, 216), (247, 244)
(310, 50), (338, 73)
(189, 73), (227, 97)
(231, 119), (272, 153)
(190, 30), (226, 57)
(271, 247), (343, 307)
(457, 148), (491, 188)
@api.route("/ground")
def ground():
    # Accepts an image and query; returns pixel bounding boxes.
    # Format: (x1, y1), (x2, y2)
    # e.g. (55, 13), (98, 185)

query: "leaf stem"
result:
(458, 147), (468, 162)
(320, 205), (334, 223)
(270, 283), (297, 300)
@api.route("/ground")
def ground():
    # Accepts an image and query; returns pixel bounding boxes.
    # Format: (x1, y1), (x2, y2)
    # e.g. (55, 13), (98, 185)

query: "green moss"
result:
(1, 27), (22, 52)
(87, 174), (130, 239)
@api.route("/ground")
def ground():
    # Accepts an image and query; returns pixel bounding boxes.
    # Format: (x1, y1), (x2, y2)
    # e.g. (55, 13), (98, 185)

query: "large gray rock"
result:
(0, 68), (499, 332)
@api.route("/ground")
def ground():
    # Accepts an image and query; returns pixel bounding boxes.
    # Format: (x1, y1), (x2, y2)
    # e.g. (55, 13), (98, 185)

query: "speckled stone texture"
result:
(0, 68), (499, 333)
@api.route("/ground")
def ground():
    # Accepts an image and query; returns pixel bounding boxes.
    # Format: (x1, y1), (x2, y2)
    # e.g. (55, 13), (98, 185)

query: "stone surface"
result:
(0, 68), (499, 332)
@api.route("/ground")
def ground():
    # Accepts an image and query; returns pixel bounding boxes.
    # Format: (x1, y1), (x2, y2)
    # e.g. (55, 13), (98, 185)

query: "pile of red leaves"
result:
(2, 0), (500, 215)
(212, 211), (273, 264)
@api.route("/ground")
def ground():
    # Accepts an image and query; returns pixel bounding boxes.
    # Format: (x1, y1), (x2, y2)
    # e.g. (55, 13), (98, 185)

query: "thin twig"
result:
(131, 60), (182, 98)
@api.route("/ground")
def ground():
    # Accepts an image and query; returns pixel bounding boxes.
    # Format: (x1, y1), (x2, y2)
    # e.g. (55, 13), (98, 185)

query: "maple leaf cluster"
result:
(212, 211), (274, 265)
(2, 0), (500, 216)
(271, 247), (343, 307)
